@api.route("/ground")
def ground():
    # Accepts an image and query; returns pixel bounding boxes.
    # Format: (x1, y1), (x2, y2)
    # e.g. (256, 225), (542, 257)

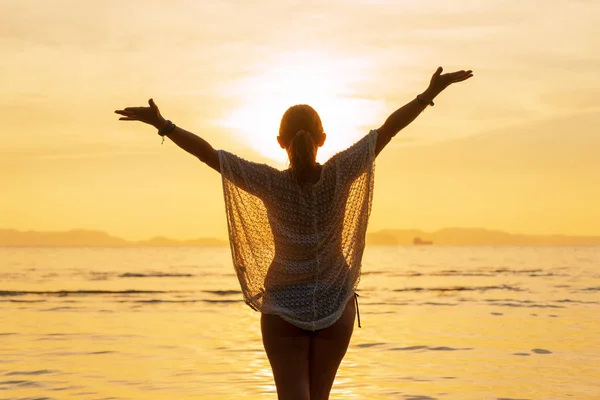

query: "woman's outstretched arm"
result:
(163, 126), (220, 172)
(115, 99), (220, 172)
(375, 67), (473, 156)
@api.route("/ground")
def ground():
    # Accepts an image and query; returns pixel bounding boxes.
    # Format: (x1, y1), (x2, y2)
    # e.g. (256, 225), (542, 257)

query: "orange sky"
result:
(2, 0), (600, 240)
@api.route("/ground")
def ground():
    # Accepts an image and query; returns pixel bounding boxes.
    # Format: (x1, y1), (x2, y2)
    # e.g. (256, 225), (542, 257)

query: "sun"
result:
(218, 51), (385, 167)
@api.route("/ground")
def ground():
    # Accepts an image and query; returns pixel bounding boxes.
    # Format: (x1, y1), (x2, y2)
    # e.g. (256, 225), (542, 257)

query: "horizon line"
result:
(2, 227), (600, 241)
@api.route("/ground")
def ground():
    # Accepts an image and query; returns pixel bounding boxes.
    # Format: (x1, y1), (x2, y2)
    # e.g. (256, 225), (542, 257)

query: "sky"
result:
(2, 0), (600, 240)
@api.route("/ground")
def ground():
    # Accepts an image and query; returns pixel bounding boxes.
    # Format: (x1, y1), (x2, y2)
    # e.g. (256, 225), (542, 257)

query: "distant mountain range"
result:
(365, 228), (600, 246)
(0, 229), (227, 247)
(1, 228), (599, 246)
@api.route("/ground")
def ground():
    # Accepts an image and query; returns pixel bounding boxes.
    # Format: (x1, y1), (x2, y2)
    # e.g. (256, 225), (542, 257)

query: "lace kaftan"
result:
(218, 129), (378, 331)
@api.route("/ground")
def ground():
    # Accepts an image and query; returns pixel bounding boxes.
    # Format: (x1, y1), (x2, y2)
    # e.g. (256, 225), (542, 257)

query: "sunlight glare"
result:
(219, 51), (385, 166)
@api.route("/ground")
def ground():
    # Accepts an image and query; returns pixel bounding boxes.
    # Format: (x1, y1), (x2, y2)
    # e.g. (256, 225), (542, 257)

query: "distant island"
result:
(1, 228), (600, 247)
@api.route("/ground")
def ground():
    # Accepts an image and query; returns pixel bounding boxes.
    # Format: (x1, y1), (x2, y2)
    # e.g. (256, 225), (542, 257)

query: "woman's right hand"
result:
(114, 98), (167, 130)
(427, 66), (473, 96)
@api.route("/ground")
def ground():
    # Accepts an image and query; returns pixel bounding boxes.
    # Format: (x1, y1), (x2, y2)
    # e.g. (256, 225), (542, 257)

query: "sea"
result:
(1, 246), (599, 400)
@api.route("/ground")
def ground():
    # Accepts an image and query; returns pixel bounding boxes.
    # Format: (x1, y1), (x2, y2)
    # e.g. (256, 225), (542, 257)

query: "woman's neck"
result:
(292, 163), (322, 184)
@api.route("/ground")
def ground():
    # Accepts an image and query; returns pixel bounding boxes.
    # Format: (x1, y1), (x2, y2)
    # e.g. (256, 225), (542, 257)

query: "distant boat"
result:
(413, 237), (433, 245)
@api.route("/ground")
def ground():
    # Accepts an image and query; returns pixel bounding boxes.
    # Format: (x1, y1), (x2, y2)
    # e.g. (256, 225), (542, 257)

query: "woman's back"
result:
(218, 129), (378, 330)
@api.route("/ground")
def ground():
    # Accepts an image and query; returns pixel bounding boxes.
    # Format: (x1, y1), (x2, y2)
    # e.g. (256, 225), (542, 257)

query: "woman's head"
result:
(277, 104), (326, 181)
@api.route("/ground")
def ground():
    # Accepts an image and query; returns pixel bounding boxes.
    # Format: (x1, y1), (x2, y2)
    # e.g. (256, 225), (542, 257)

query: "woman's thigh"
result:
(261, 313), (312, 400)
(309, 298), (356, 400)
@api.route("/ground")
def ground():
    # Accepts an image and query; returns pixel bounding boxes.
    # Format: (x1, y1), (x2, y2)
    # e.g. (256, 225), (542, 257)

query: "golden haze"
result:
(2, 1), (600, 240)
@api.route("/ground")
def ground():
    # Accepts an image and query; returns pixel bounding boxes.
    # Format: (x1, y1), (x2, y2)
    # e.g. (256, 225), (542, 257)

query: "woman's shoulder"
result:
(321, 129), (378, 170)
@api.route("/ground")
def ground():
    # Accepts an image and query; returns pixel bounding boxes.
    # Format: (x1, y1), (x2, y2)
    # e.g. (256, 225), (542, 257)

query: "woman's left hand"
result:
(114, 98), (166, 130)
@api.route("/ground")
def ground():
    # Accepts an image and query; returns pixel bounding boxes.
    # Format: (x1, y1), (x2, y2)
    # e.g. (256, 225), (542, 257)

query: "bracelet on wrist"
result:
(417, 94), (435, 107)
(158, 120), (176, 144)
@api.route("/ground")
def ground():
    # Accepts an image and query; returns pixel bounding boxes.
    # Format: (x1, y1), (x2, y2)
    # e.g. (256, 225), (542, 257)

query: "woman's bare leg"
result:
(309, 298), (356, 400)
(261, 298), (356, 400)
(261, 313), (311, 400)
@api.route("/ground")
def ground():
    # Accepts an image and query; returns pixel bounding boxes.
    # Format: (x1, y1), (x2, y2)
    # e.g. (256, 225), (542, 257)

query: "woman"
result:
(115, 66), (472, 400)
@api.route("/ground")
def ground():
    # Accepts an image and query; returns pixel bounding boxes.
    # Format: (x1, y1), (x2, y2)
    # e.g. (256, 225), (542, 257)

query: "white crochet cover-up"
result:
(218, 129), (378, 331)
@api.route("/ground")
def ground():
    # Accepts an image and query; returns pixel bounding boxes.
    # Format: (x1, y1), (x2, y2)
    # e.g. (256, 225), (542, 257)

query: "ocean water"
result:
(1, 246), (599, 400)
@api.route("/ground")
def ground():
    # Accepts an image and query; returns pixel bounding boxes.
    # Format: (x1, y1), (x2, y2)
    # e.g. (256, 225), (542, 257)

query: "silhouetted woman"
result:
(115, 66), (472, 400)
